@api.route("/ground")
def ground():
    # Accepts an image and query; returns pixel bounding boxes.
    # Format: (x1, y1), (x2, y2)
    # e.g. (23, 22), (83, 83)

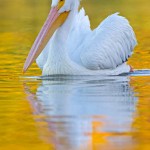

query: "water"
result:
(0, 0), (150, 150)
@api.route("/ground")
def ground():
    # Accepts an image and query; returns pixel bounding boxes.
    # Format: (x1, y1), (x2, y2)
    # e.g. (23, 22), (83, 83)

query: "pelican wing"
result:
(77, 13), (137, 70)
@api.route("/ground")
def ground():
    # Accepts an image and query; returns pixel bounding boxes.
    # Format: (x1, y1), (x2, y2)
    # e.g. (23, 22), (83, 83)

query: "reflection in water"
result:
(24, 76), (137, 150)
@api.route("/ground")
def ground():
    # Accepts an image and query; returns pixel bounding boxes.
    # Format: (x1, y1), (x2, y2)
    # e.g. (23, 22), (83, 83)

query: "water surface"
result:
(0, 0), (150, 150)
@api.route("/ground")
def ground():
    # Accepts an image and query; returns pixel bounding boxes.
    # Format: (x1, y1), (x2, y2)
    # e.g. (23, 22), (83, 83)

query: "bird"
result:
(23, 0), (137, 76)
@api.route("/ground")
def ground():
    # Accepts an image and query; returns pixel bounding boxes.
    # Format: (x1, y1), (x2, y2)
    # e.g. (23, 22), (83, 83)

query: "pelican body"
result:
(23, 0), (137, 76)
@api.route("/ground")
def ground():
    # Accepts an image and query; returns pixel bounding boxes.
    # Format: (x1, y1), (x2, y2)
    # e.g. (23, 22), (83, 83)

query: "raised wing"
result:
(78, 13), (137, 70)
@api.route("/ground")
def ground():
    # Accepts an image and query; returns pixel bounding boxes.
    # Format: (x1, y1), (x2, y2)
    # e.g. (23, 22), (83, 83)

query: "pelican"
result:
(23, 0), (137, 76)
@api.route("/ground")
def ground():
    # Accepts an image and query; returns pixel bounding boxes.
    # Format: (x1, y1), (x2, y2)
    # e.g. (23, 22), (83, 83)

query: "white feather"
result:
(72, 13), (137, 70)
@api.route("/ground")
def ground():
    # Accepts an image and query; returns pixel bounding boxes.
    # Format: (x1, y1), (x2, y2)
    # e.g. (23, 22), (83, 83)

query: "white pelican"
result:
(23, 0), (137, 76)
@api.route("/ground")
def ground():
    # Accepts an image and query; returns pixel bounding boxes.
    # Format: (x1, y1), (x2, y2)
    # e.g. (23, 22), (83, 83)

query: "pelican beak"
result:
(23, 3), (69, 73)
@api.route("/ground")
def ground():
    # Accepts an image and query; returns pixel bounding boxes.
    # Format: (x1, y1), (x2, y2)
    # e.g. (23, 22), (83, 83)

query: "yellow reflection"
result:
(130, 77), (150, 150)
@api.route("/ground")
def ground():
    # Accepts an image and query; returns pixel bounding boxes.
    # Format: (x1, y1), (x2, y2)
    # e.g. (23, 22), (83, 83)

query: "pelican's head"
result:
(52, 0), (79, 13)
(23, 0), (79, 73)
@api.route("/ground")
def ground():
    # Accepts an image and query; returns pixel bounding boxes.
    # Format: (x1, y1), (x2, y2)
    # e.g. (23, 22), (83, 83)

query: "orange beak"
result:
(23, 6), (69, 73)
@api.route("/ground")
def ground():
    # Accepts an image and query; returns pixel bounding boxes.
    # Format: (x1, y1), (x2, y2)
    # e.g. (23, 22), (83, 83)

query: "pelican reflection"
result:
(24, 76), (137, 150)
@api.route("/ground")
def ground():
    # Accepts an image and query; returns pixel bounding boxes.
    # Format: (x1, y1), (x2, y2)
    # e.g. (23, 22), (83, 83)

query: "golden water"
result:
(0, 0), (150, 150)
